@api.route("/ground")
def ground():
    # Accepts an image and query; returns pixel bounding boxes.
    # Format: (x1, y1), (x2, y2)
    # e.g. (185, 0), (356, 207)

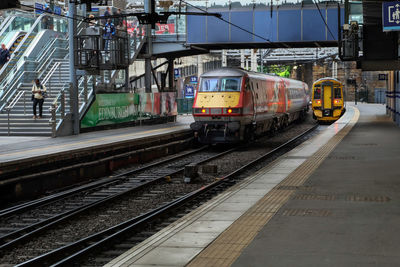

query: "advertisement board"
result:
(81, 93), (177, 128)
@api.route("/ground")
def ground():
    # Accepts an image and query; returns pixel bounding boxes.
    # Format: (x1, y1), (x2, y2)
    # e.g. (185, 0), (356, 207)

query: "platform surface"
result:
(105, 103), (400, 267)
(232, 103), (400, 267)
(0, 115), (193, 165)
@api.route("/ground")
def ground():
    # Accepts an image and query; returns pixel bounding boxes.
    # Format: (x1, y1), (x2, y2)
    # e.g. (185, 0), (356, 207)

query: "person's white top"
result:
(32, 83), (47, 100)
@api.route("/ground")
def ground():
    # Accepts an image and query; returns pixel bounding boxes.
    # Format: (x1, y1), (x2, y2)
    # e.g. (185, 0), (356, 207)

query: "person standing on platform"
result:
(0, 43), (10, 69)
(102, 7), (111, 25)
(32, 79), (47, 119)
(103, 18), (115, 53)
(114, 8), (123, 28)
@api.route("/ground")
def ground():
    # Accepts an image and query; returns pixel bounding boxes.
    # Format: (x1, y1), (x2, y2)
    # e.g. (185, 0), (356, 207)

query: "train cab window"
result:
(314, 87), (321, 99)
(334, 87), (341, 98)
(200, 78), (219, 92)
(221, 77), (241, 92)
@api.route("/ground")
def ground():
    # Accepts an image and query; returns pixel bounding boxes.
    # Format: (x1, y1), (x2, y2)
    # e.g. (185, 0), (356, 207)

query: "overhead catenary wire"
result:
(313, 0), (336, 40)
(19, 2), (334, 64)
(180, 0), (299, 57)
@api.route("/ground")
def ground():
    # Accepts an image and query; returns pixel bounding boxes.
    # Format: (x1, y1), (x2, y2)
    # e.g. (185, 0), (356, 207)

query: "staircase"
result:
(0, 58), (96, 136)
(9, 33), (26, 54)
(0, 15), (146, 137)
(0, 59), (71, 136)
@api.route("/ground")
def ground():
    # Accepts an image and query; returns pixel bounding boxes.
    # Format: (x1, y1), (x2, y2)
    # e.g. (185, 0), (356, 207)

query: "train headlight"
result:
(224, 108), (241, 114)
(334, 99), (341, 104)
(315, 100), (321, 105)
(202, 108), (207, 113)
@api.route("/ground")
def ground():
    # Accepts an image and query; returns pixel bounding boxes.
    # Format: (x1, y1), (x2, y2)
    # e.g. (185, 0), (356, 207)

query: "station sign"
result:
(54, 6), (62, 15)
(174, 68), (181, 78)
(185, 84), (195, 98)
(383, 2), (400, 31)
(189, 76), (198, 84)
(35, 3), (44, 14)
(379, 74), (388, 80)
(35, 3), (62, 15)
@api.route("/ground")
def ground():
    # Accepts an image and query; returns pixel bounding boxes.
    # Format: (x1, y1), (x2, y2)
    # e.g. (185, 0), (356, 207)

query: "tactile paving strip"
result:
(187, 108), (360, 267)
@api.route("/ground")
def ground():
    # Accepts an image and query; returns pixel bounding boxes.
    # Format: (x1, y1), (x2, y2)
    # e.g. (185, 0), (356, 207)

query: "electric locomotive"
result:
(311, 77), (345, 122)
(190, 68), (309, 143)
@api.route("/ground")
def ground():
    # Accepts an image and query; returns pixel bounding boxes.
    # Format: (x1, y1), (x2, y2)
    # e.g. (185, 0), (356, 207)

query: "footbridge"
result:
(149, 1), (344, 57)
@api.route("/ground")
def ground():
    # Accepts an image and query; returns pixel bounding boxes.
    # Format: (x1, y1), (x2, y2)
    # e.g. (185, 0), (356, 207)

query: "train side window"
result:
(334, 87), (341, 98)
(314, 87), (321, 99)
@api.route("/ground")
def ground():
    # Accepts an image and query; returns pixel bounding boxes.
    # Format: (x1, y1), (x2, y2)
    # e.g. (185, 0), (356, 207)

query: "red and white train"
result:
(190, 68), (309, 143)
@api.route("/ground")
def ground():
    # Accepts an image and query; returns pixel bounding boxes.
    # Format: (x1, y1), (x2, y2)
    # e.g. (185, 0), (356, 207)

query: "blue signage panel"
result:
(189, 76), (198, 84)
(185, 85), (195, 98)
(35, 3), (44, 14)
(383, 2), (400, 31)
(174, 68), (181, 78)
(54, 6), (62, 15)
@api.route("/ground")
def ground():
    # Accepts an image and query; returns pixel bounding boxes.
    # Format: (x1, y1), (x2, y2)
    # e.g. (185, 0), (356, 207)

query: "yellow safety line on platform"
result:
(0, 126), (185, 159)
(187, 107), (360, 267)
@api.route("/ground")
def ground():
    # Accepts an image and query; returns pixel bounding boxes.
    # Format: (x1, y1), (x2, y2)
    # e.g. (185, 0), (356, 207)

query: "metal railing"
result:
(0, 11), (70, 103)
(4, 90), (26, 135)
(106, 26), (146, 88)
(0, 41), (68, 113)
(49, 75), (95, 137)
(0, 13), (46, 84)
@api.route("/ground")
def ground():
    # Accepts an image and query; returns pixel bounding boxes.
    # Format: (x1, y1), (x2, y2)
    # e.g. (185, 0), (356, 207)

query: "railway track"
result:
(1, 122), (318, 266)
(0, 146), (235, 250)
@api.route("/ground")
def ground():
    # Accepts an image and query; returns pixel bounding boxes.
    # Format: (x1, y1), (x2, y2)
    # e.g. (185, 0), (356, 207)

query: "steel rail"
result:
(0, 144), (238, 251)
(0, 143), (205, 218)
(1, 144), (236, 253)
(15, 125), (318, 266)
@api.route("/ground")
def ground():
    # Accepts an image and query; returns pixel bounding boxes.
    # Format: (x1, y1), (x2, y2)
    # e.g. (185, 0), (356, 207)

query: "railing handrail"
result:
(42, 61), (61, 96)
(5, 90), (24, 111)
(0, 41), (69, 105)
(0, 70), (36, 111)
(0, 13), (46, 80)
(35, 38), (68, 63)
(0, 16), (14, 41)
(36, 47), (68, 77)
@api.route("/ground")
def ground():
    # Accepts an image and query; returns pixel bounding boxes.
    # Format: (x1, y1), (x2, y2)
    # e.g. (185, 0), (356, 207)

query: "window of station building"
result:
(314, 86), (321, 99)
(220, 77), (241, 92)
(200, 78), (219, 92)
(334, 87), (342, 98)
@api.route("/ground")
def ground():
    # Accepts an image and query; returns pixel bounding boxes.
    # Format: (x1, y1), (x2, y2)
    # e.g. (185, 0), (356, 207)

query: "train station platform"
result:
(105, 103), (400, 267)
(0, 115), (193, 171)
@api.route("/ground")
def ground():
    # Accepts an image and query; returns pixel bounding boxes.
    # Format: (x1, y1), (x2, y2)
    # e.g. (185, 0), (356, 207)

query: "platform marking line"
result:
(0, 126), (185, 160)
(187, 107), (360, 267)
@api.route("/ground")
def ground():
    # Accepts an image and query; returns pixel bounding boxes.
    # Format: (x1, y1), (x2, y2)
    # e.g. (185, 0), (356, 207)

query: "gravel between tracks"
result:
(0, 113), (317, 265)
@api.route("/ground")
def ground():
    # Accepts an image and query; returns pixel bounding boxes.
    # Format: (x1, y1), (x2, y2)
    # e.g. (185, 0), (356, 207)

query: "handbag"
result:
(40, 85), (47, 98)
